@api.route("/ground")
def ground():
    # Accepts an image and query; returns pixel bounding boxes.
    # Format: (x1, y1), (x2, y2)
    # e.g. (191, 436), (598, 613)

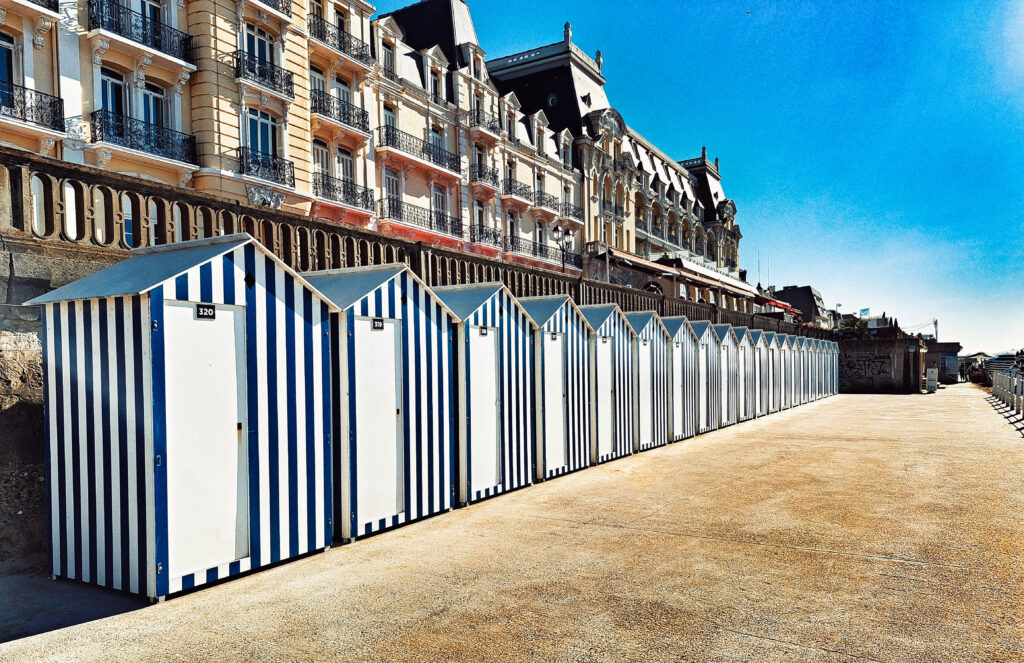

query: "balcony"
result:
(312, 172), (373, 212)
(252, 0), (291, 18)
(382, 68), (400, 84)
(310, 89), (369, 134)
(87, 0), (194, 65)
(307, 15), (371, 67)
(506, 235), (581, 268)
(501, 178), (532, 207)
(234, 51), (294, 99)
(1, 0), (59, 21)
(468, 108), (500, 137)
(375, 125), (460, 174)
(0, 81), (64, 133)
(238, 146), (295, 188)
(635, 216), (648, 233)
(469, 224), (502, 247)
(469, 163), (499, 189)
(91, 110), (197, 165)
(559, 202), (583, 221)
(379, 197), (463, 238)
(534, 191), (559, 211)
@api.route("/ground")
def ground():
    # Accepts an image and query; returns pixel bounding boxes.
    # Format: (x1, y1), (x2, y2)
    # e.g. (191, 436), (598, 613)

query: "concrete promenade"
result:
(1, 384), (1021, 661)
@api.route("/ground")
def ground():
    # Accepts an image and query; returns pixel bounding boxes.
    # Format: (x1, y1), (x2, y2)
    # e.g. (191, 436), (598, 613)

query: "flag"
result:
(859, 308), (870, 318)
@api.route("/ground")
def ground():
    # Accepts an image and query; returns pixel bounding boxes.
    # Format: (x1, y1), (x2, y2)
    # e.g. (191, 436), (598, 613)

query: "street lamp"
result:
(550, 225), (576, 274)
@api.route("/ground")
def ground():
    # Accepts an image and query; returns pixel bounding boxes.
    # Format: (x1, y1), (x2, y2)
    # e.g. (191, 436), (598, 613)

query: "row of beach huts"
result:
(30, 235), (838, 600)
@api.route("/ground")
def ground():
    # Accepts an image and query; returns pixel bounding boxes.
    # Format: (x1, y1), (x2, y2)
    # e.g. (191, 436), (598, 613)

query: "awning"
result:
(605, 248), (758, 299)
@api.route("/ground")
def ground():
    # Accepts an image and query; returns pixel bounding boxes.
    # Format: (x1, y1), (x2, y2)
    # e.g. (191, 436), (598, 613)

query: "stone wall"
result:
(839, 338), (927, 393)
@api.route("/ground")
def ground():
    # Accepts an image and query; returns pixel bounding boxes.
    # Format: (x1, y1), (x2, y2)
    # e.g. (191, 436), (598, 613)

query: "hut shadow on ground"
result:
(0, 556), (144, 644)
(985, 396), (1024, 437)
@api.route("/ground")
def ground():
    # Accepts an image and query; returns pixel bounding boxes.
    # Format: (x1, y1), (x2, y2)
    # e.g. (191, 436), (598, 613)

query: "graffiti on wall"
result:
(839, 353), (895, 391)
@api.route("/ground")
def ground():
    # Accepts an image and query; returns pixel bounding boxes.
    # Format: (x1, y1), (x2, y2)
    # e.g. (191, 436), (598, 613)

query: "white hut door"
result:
(164, 302), (248, 578)
(543, 333), (566, 471)
(720, 345), (730, 424)
(469, 326), (500, 493)
(637, 340), (653, 445)
(595, 337), (614, 457)
(671, 342), (683, 437)
(738, 346), (746, 418)
(698, 343), (708, 430)
(755, 349), (763, 415)
(354, 317), (404, 526)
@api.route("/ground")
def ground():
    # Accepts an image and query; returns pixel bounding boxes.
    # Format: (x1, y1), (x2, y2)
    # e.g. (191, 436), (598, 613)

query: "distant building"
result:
(772, 285), (831, 328)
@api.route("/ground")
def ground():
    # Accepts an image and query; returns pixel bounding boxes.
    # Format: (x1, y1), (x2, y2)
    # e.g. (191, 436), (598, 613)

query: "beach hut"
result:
(579, 304), (636, 463)
(832, 341), (840, 395)
(29, 234), (337, 600)
(303, 264), (457, 540)
(690, 321), (722, 434)
(777, 334), (794, 410)
(519, 295), (594, 480)
(713, 325), (740, 427)
(624, 312), (672, 451)
(434, 283), (537, 505)
(662, 316), (699, 441)
(749, 330), (769, 417)
(795, 337), (809, 406)
(733, 327), (757, 422)
(764, 332), (781, 414)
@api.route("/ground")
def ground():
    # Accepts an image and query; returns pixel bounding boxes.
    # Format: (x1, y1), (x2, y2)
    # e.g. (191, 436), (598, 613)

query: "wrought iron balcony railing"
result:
(0, 81), (64, 132)
(602, 199), (613, 213)
(253, 0), (291, 17)
(382, 68), (399, 83)
(635, 216), (648, 232)
(470, 163), (499, 188)
(312, 172), (373, 211)
(469, 224), (502, 247)
(29, 0), (59, 12)
(559, 202), (583, 221)
(379, 197), (463, 237)
(88, 0), (194, 63)
(502, 178), (532, 200)
(310, 89), (369, 133)
(567, 252), (583, 268)
(91, 110), (197, 164)
(534, 191), (559, 211)
(306, 15), (371, 63)
(238, 146), (295, 187)
(507, 236), (581, 267)
(614, 204), (625, 219)
(234, 50), (294, 98)
(376, 125), (460, 173)
(468, 108), (500, 133)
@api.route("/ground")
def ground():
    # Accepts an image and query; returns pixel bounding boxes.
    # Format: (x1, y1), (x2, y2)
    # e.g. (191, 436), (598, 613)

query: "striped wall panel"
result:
(693, 324), (721, 435)
(736, 333), (757, 422)
(766, 334), (782, 414)
(632, 317), (671, 451)
(335, 271), (455, 538)
(716, 327), (739, 427)
(664, 318), (698, 442)
(463, 290), (535, 503)
(592, 310), (635, 463)
(534, 302), (592, 480)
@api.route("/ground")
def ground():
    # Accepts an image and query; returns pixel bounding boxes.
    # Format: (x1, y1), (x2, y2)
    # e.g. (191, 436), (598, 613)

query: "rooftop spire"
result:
(564, 22), (572, 44)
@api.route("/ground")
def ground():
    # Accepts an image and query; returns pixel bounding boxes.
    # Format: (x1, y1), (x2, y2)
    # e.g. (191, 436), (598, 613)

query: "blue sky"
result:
(375, 0), (1024, 353)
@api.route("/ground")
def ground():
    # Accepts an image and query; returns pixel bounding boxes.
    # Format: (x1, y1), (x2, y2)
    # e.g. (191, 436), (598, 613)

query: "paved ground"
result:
(2, 384), (1022, 662)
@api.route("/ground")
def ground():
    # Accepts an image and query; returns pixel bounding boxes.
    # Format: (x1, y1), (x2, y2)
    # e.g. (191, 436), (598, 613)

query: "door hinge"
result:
(155, 455), (161, 467)
(157, 562), (163, 574)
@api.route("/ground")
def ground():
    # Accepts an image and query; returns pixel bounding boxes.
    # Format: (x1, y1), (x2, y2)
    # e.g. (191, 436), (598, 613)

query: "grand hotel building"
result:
(0, 0), (753, 309)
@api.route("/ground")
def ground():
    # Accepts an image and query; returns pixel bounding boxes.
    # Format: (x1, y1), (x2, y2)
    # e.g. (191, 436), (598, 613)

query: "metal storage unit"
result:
(748, 330), (769, 418)
(624, 311), (672, 451)
(434, 283), (537, 505)
(777, 334), (795, 410)
(304, 264), (457, 540)
(690, 321), (722, 434)
(764, 332), (782, 414)
(519, 295), (594, 480)
(29, 235), (337, 600)
(662, 316), (699, 442)
(579, 304), (637, 464)
(732, 327), (757, 422)
(713, 324), (740, 427)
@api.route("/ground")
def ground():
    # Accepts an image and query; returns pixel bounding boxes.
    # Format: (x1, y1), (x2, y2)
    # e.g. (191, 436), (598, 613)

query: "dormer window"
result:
(430, 71), (441, 103)
(472, 58), (481, 80)
(382, 42), (395, 78)
(506, 113), (515, 137)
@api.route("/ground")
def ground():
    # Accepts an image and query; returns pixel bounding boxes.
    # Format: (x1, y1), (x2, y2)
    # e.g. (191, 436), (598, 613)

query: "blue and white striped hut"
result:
(777, 334), (795, 409)
(624, 311), (672, 451)
(28, 234), (337, 600)
(713, 324), (740, 427)
(732, 327), (757, 423)
(748, 330), (769, 418)
(434, 283), (537, 505)
(303, 264), (457, 540)
(795, 337), (809, 406)
(690, 321), (721, 435)
(830, 341), (840, 395)
(579, 304), (636, 464)
(813, 339), (824, 400)
(764, 332), (782, 414)
(518, 295), (594, 480)
(662, 316), (699, 442)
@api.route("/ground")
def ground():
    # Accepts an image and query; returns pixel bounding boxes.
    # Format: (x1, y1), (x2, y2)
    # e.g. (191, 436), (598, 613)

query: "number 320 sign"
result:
(196, 304), (216, 320)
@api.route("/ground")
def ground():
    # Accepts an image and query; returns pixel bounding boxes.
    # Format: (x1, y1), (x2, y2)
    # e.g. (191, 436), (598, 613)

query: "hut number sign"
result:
(196, 304), (216, 320)
(372, 318), (384, 330)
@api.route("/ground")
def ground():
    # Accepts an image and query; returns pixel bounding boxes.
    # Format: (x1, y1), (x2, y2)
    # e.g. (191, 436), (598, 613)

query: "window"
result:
(431, 185), (446, 216)
(429, 126), (444, 151)
(336, 148), (353, 181)
(245, 25), (274, 63)
(382, 42), (395, 76)
(310, 67), (326, 93)
(141, 82), (165, 127)
(472, 58), (480, 79)
(335, 9), (347, 33)
(142, 0), (162, 26)
(310, 0), (323, 17)
(0, 33), (13, 90)
(430, 71), (440, 102)
(383, 104), (396, 127)
(247, 108), (277, 156)
(312, 140), (330, 175)
(507, 210), (517, 234)
(506, 113), (514, 136)
(474, 200), (484, 226)
(473, 94), (482, 111)
(474, 145), (484, 166)
(336, 77), (351, 104)
(100, 68), (126, 116)
(384, 168), (399, 199)
(536, 173), (544, 193)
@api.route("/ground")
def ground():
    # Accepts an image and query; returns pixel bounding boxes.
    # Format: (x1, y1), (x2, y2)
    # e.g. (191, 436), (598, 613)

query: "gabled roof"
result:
(433, 282), (537, 327)
(578, 303), (636, 338)
(713, 324), (738, 344)
(661, 316), (698, 342)
(689, 320), (719, 342)
(733, 326), (752, 343)
(749, 330), (765, 346)
(624, 310), (670, 340)
(27, 234), (336, 312)
(763, 331), (776, 346)
(518, 295), (594, 333)
(303, 263), (455, 319)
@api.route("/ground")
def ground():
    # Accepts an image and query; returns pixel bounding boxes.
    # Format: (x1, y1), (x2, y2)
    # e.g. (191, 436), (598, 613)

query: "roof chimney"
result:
(701, 145), (707, 159)
(564, 22), (572, 44)
(595, 49), (603, 71)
